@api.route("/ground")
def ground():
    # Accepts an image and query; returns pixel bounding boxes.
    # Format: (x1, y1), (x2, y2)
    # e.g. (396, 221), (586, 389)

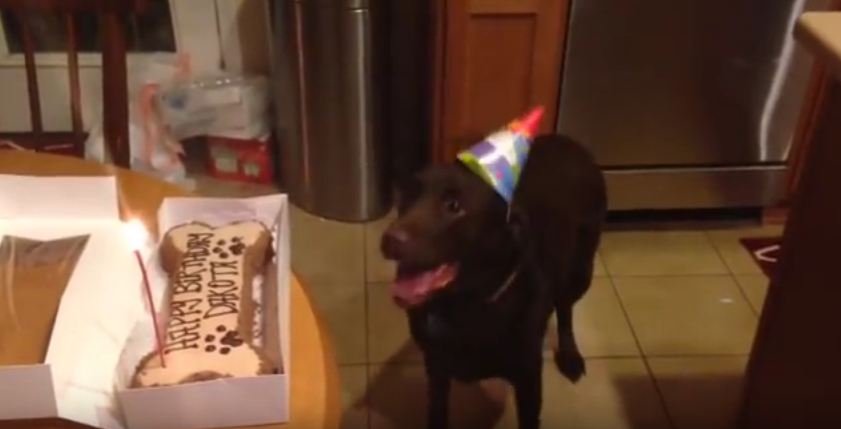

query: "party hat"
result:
(457, 106), (544, 203)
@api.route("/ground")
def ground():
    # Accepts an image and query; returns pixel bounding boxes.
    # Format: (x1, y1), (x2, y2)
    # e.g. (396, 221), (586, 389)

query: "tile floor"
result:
(194, 177), (781, 429)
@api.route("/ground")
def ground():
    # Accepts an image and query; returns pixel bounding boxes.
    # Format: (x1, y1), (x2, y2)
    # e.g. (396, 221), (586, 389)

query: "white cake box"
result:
(0, 175), (147, 428)
(115, 194), (291, 429)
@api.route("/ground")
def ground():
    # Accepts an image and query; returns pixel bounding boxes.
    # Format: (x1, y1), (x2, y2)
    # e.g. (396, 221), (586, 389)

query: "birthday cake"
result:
(131, 221), (278, 388)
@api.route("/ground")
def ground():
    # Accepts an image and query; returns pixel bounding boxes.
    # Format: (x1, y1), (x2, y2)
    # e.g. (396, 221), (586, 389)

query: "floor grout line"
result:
(596, 248), (613, 278)
(338, 362), (371, 368)
(361, 353), (751, 366)
(606, 274), (678, 429)
(364, 363), (372, 429)
(642, 353), (753, 359)
(705, 232), (764, 318)
(605, 272), (735, 279)
(732, 276), (767, 316)
(361, 221), (373, 429)
(702, 229), (734, 273)
(362, 225), (371, 365)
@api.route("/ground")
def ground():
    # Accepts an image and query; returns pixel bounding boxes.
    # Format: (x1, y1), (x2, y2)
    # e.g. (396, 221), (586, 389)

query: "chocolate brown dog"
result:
(381, 134), (606, 429)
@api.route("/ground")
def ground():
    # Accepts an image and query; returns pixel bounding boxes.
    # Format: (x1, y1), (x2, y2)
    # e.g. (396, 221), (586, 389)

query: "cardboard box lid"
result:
(0, 174), (119, 220)
(0, 175), (146, 429)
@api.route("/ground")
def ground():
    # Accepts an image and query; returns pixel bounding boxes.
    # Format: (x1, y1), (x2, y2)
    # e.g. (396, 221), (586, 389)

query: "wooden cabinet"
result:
(430, 0), (569, 162)
(741, 12), (841, 428)
(765, 0), (841, 224)
(742, 77), (841, 429)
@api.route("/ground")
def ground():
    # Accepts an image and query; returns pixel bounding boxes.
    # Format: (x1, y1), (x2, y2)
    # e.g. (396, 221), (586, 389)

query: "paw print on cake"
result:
(212, 237), (246, 259)
(212, 244), (230, 259)
(204, 325), (245, 355)
(228, 236), (246, 256)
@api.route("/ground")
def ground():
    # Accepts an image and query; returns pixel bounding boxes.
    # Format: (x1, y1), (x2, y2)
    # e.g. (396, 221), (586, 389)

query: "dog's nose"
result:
(381, 229), (409, 260)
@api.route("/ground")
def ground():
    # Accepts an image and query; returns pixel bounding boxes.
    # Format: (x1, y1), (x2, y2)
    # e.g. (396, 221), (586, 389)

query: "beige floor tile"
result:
(614, 276), (758, 356)
(339, 365), (369, 429)
(368, 364), (509, 429)
(545, 278), (640, 358)
(494, 359), (670, 429)
(707, 226), (783, 275)
(600, 231), (728, 276)
(315, 288), (368, 365)
(734, 275), (770, 315)
(366, 211), (396, 283)
(290, 205), (365, 288)
(290, 205), (367, 364)
(649, 357), (748, 429)
(367, 282), (424, 364)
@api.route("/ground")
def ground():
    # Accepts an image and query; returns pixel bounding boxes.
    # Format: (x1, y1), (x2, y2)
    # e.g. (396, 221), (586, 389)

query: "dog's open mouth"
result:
(391, 263), (459, 308)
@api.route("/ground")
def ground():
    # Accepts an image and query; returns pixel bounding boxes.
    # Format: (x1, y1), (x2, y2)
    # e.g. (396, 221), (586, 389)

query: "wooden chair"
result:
(0, 0), (145, 167)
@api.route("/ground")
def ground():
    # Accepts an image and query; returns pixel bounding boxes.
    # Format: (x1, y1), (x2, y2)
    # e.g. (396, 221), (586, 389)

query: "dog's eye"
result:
(443, 197), (463, 215)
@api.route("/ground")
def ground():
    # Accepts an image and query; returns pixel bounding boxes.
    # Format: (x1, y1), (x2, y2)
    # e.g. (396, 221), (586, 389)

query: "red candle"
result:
(126, 220), (166, 368)
(134, 250), (166, 368)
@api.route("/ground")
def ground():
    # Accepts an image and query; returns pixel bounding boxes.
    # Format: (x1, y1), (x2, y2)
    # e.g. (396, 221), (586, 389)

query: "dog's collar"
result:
(488, 263), (521, 303)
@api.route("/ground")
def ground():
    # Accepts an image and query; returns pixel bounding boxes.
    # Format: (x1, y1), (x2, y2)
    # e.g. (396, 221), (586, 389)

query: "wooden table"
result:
(796, 12), (841, 80)
(0, 151), (341, 429)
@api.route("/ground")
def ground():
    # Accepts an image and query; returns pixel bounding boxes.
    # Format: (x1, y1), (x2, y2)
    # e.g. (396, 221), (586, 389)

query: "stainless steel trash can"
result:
(272, 0), (390, 222)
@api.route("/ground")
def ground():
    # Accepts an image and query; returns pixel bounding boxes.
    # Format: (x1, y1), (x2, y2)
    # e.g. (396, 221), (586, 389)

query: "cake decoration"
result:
(131, 221), (277, 388)
(457, 106), (545, 203)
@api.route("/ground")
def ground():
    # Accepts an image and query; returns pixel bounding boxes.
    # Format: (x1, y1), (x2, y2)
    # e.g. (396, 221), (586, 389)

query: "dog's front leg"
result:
(426, 370), (451, 429)
(513, 362), (542, 429)
(554, 303), (586, 382)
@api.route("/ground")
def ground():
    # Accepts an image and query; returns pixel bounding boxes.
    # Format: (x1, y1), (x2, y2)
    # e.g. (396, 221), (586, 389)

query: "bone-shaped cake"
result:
(131, 221), (276, 388)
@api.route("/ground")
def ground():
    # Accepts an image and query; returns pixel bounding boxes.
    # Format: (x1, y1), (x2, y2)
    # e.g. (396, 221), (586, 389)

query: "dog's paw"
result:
(554, 349), (586, 382)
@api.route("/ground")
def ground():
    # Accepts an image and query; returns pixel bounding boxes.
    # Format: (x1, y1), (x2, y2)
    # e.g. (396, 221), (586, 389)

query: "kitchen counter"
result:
(796, 12), (841, 79)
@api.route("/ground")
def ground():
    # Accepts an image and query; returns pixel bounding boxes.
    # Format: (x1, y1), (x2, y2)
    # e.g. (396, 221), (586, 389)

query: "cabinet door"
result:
(432, 0), (569, 162)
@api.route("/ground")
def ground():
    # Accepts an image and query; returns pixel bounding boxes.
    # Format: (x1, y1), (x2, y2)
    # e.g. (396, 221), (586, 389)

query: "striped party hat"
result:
(457, 106), (544, 203)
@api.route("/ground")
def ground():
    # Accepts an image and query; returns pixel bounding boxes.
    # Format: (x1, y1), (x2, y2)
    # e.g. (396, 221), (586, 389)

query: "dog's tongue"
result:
(392, 264), (459, 308)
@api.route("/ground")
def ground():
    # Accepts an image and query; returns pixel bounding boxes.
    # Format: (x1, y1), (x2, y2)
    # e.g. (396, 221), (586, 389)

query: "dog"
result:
(380, 134), (607, 429)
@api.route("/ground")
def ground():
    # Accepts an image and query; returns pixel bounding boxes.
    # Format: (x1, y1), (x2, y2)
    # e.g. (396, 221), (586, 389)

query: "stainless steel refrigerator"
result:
(557, 0), (833, 210)
(272, 0), (391, 222)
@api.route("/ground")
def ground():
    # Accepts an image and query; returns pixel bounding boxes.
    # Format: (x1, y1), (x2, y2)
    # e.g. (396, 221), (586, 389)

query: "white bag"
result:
(84, 54), (194, 189)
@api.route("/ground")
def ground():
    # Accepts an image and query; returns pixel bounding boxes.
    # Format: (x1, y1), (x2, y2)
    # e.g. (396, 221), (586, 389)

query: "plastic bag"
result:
(84, 54), (194, 189)
(155, 74), (270, 141)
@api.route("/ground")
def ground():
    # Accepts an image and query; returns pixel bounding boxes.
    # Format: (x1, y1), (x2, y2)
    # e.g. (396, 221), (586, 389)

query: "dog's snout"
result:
(381, 228), (410, 260)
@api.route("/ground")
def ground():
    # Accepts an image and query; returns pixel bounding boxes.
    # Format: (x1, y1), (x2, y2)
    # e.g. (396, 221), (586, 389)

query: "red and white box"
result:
(206, 135), (275, 185)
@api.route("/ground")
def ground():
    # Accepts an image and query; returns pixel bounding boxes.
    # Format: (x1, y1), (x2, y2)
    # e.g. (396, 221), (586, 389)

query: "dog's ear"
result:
(506, 204), (532, 251)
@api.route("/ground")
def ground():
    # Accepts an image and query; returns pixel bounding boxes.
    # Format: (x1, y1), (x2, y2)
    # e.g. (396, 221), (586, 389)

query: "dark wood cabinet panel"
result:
(464, 16), (535, 135)
(742, 76), (841, 429)
(742, 10), (841, 427)
(431, 0), (569, 162)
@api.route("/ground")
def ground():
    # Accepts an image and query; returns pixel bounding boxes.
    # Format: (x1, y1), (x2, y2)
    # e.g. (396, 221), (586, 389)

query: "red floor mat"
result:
(739, 237), (782, 278)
